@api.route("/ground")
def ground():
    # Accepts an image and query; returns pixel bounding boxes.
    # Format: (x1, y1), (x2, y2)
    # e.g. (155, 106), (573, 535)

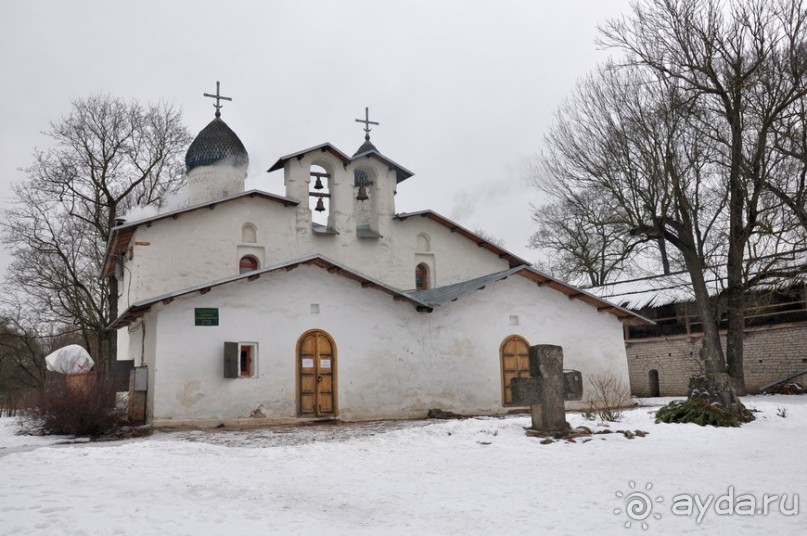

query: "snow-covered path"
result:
(1, 396), (804, 535)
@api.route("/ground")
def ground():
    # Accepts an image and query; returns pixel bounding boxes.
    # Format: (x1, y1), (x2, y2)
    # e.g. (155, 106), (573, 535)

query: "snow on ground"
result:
(0, 396), (804, 535)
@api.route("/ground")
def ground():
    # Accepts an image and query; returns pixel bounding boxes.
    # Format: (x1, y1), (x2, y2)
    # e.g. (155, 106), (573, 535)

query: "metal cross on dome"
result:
(203, 81), (232, 118)
(355, 107), (379, 141)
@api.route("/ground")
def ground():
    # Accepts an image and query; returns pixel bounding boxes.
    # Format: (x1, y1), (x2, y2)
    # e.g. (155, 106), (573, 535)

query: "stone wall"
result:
(626, 323), (807, 396)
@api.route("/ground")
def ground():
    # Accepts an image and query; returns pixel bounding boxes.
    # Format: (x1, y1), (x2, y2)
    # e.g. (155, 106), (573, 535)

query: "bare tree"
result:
(529, 190), (652, 286)
(598, 0), (807, 395)
(0, 318), (45, 389)
(473, 228), (506, 248)
(2, 95), (192, 367)
(538, 62), (733, 383)
(534, 0), (807, 400)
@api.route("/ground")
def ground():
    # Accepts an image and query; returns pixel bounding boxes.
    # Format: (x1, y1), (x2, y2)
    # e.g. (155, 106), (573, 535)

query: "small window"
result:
(240, 343), (256, 377)
(239, 255), (259, 274)
(415, 263), (430, 290)
(224, 342), (257, 378)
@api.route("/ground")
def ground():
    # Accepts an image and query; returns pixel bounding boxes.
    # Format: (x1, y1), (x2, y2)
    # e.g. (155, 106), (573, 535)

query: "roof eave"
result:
(394, 210), (530, 268)
(351, 150), (414, 182)
(107, 255), (432, 329)
(267, 143), (352, 173)
(513, 268), (653, 325)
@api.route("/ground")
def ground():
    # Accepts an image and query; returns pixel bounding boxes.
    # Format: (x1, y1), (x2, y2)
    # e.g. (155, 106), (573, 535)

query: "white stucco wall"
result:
(187, 163), (246, 205)
(147, 265), (427, 424)
(424, 275), (630, 412)
(120, 184), (512, 313)
(121, 196), (298, 307)
(135, 264), (630, 426)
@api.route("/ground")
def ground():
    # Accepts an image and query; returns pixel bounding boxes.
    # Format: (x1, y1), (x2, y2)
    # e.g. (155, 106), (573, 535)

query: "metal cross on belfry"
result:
(204, 81), (232, 118)
(354, 107), (379, 141)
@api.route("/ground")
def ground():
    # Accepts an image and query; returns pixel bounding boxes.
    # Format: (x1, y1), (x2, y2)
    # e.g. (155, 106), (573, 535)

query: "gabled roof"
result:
(409, 267), (525, 306)
(351, 148), (414, 183)
(267, 143), (352, 172)
(108, 255), (432, 329)
(409, 266), (651, 325)
(102, 190), (299, 277)
(267, 142), (414, 183)
(394, 210), (531, 268)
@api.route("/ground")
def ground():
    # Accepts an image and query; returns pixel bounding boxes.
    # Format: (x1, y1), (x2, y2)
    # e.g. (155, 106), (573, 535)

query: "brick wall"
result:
(626, 323), (807, 396)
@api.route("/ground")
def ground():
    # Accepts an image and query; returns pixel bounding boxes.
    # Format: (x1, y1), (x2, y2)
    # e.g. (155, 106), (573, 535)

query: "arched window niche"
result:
(241, 223), (257, 243)
(239, 255), (259, 274)
(415, 263), (430, 291)
(416, 233), (431, 252)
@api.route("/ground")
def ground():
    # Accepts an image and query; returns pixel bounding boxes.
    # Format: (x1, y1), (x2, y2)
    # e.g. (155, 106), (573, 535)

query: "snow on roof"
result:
(588, 265), (807, 311)
(586, 272), (701, 310)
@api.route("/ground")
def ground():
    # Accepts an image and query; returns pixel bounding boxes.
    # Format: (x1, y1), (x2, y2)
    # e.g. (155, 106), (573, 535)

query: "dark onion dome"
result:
(185, 118), (249, 172)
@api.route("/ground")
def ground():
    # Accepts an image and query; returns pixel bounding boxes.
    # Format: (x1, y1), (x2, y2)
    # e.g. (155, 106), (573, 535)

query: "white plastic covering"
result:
(44, 344), (94, 374)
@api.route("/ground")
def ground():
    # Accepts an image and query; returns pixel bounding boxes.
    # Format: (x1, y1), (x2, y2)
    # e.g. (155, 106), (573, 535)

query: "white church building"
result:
(104, 91), (644, 427)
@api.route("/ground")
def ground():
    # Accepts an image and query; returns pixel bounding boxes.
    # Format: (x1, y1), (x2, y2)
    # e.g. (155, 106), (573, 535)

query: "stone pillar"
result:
(530, 344), (570, 433)
(529, 403), (543, 432)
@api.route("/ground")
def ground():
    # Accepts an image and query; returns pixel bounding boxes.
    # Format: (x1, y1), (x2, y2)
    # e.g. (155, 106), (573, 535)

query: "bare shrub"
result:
(20, 373), (125, 436)
(585, 372), (632, 422)
(1, 388), (37, 418)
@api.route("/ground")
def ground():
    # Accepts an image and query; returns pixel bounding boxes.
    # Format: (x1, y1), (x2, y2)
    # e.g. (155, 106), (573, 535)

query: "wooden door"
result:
(501, 335), (530, 406)
(297, 330), (337, 417)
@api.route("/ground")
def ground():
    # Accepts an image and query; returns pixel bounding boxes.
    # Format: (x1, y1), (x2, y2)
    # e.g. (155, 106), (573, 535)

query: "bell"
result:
(315, 197), (325, 212)
(356, 185), (369, 201)
(314, 177), (324, 190)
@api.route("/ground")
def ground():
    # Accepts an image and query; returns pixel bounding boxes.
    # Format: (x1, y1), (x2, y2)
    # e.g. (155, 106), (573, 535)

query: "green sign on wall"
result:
(195, 308), (219, 326)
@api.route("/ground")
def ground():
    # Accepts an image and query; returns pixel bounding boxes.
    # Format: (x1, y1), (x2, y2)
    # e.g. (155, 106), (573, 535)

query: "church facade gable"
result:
(121, 260), (632, 425)
(117, 195), (298, 306)
(133, 263), (428, 424)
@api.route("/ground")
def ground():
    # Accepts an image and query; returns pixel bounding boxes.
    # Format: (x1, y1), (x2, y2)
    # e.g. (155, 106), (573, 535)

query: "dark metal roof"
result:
(267, 143), (352, 173)
(409, 267), (524, 306)
(312, 222), (339, 235)
(356, 226), (383, 239)
(351, 148), (414, 183)
(267, 142), (414, 183)
(185, 118), (249, 172)
(408, 265), (651, 325)
(353, 139), (378, 156)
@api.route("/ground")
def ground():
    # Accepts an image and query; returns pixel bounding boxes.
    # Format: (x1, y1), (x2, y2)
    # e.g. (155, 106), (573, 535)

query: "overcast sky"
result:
(0, 0), (633, 281)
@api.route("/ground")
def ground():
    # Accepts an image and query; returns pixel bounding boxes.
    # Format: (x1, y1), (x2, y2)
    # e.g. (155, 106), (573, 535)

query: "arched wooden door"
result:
(297, 330), (337, 417)
(501, 335), (530, 406)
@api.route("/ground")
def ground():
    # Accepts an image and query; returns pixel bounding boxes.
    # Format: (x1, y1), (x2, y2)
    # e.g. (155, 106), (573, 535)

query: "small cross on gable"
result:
(354, 107), (379, 141)
(203, 81), (233, 118)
